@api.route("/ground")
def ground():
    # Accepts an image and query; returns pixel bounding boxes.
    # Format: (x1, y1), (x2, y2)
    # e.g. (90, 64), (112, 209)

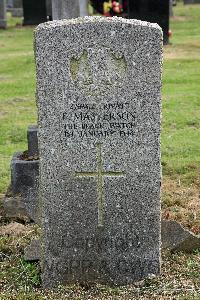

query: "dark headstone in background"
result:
(22, 0), (47, 25)
(91, 0), (169, 44)
(91, 0), (104, 14)
(46, 0), (52, 20)
(27, 125), (39, 157)
(127, 0), (169, 44)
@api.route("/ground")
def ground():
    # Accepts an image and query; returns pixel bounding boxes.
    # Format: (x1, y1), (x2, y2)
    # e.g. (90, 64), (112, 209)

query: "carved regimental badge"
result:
(69, 46), (127, 96)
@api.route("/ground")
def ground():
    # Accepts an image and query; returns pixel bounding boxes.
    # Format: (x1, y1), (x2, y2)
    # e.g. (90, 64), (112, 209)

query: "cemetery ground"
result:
(0, 3), (199, 299)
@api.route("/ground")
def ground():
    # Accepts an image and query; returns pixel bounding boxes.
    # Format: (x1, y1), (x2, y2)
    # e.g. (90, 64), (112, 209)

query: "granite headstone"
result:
(35, 17), (162, 287)
(0, 0), (7, 29)
(52, 0), (80, 20)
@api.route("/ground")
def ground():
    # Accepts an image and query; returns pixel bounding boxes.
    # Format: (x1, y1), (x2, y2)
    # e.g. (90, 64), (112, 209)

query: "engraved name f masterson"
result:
(75, 143), (125, 227)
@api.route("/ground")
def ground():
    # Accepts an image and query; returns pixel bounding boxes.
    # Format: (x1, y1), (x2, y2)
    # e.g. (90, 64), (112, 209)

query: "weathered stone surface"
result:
(28, 125), (39, 157)
(24, 239), (41, 261)
(24, 179), (40, 224)
(3, 196), (30, 220)
(3, 151), (39, 222)
(161, 220), (200, 253)
(10, 152), (39, 195)
(52, 0), (80, 20)
(4, 123), (40, 222)
(0, 0), (7, 29)
(35, 17), (162, 287)
(3, 193), (40, 223)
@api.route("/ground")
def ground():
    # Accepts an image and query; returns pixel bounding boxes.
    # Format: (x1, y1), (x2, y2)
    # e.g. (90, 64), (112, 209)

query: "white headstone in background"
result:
(52, 0), (80, 20)
(79, 0), (88, 17)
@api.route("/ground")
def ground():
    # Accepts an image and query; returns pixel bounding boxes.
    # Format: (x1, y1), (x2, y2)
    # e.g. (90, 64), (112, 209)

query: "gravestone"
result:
(126, 0), (170, 45)
(35, 16), (162, 287)
(91, 0), (170, 44)
(79, 0), (88, 17)
(3, 125), (39, 221)
(52, 0), (80, 20)
(169, 0), (174, 17)
(28, 125), (39, 157)
(7, 0), (13, 10)
(22, 0), (47, 26)
(12, 0), (23, 17)
(0, 0), (7, 29)
(46, 0), (52, 21)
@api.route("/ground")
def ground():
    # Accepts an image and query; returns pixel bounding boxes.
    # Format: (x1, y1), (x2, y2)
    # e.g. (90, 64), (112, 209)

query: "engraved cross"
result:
(75, 143), (125, 227)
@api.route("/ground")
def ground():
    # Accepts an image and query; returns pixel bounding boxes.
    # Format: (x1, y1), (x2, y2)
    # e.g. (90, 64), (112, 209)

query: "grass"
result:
(0, 3), (200, 299)
(0, 13), (36, 193)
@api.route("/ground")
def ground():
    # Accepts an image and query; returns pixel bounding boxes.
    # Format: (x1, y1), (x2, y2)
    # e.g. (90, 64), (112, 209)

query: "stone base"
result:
(3, 196), (30, 220)
(0, 20), (7, 29)
(3, 152), (40, 223)
(24, 239), (40, 261)
(11, 152), (39, 195)
(4, 125), (40, 223)
(3, 190), (39, 223)
(162, 220), (200, 253)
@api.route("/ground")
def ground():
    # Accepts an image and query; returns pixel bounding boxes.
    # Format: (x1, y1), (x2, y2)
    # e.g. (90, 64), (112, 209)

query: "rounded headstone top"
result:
(35, 16), (162, 33)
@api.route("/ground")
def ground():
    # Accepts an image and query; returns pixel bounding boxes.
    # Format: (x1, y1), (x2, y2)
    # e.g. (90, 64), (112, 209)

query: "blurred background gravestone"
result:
(46, 0), (52, 20)
(22, 0), (47, 25)
(91, 0), (170, 44)
(6, 0), (13, 10)
(52, 0), (80, 20)
(0, 0), (7, 28)
(12, 0), (23, 17)
(79, 0), (88, 16)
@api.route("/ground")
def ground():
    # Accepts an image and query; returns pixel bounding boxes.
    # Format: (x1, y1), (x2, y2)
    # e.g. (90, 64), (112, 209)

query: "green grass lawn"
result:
(162, 4), (200, 179)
